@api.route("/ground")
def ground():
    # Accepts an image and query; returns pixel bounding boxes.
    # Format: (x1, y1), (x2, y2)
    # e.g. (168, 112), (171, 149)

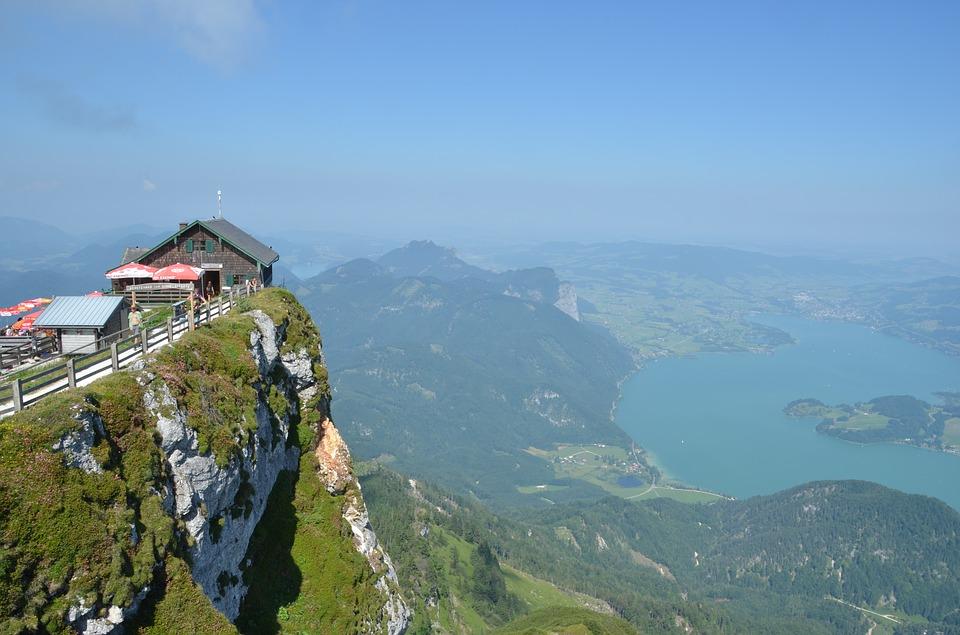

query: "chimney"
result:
(179, 221), (188, 231)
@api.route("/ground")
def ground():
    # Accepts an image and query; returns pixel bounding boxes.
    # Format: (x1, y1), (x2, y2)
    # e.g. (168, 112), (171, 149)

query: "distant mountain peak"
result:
(318, 258), (386, 282)
(377, 240), (491, 282)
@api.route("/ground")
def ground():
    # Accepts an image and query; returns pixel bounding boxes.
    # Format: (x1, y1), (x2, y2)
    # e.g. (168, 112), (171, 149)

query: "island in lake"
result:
(785, 392), (960, 454)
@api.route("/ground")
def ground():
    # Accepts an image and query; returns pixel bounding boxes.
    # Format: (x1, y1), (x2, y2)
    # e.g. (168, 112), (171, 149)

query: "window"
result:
(205, 239), (214, 253)
(185, 238), (194, 252)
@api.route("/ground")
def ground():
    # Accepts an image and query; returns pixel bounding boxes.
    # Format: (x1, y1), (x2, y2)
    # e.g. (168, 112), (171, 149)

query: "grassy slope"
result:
(361, 468), (739, 635)
(130, 557), (237, 635)
(235, 422), (383, 634)
(411, 525), (599, 634)
(494, 607), (639, 635)
(0, 374), (177, 633)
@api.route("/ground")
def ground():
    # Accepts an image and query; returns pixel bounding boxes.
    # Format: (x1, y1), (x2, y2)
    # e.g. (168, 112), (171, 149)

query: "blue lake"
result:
(615, 315), (960, 510)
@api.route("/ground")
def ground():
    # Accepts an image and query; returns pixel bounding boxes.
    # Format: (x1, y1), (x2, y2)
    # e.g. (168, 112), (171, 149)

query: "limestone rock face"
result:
(553, 281), (581, 322)
(51, 407), (106, 474)
(281, 348), (315, 391)
(248, 309), (281, 376)
(146, 378), (298, 621)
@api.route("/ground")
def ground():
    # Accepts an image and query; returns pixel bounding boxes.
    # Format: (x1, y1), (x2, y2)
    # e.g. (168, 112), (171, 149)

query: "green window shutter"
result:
(185, 238), (194, 252)
(206, 239), (214, 253)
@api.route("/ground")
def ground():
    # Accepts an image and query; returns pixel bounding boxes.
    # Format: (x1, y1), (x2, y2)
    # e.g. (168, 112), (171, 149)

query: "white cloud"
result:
(143, 179), (157, 192)
(44, 0), (264, 69)
(148, 0), (264, 69)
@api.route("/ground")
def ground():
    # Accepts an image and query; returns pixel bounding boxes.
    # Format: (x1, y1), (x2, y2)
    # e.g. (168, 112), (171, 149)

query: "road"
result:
(828, 597), (901, 625)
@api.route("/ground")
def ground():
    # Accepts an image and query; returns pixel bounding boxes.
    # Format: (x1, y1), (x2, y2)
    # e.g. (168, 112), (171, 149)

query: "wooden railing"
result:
(0, 336), (58, 370)
(117, 282), (194, 307)
(0, 287), (262, 419)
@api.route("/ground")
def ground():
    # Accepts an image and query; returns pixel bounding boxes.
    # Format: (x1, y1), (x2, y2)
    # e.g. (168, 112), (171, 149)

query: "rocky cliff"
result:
(0, 288), (408, 634)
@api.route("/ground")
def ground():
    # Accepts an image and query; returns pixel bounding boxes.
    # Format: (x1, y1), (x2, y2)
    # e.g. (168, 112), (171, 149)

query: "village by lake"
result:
(616, 314), (960, 510)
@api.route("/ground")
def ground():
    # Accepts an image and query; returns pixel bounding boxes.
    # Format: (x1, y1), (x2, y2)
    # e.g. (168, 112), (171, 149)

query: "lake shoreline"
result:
(613, 314), (960, 510)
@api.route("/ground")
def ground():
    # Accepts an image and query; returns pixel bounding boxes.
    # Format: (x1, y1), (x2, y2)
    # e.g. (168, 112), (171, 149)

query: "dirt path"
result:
(828, 597), (901, 625)
(625, 480), (733, 501)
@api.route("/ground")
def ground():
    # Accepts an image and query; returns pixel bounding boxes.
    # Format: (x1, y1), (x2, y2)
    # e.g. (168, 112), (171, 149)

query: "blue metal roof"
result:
(34, 296), (125, 328)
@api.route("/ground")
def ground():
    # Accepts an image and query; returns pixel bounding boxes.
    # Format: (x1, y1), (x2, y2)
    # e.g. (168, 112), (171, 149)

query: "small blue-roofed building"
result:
(34, 295), (129, 354)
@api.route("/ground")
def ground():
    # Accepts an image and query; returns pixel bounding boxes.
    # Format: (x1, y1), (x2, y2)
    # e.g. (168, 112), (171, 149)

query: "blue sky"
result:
(1, 1), (958, 255)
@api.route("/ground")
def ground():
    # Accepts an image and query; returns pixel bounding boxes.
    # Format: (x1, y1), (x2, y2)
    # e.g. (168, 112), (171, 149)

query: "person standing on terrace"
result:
(129, 304), (143, 336)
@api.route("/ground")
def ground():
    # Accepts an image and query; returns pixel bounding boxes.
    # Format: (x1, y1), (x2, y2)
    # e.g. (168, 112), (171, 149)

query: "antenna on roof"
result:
(217, 189), (223, 218)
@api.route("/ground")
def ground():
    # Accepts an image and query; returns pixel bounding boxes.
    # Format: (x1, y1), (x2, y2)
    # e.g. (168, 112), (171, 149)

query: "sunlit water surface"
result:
(616, 315), (960, 509)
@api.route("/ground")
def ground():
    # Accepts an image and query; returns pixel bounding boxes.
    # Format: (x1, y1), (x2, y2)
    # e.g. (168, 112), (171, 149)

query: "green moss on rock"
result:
(152, 319), (260, 469)
(0, 375), (174, 632)
(247, 288), (322, 357)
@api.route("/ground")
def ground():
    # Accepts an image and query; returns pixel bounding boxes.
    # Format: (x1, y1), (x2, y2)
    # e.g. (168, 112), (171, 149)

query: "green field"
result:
(524, 444), (653, 498)
(943, 418), (960, 449)
(552, 265), (799, 357)
(831, 413), (891, 430)
(786, 395), (960, 452)
(516, 484), (569, 494)
(522, 444), (726, 504)
(786, 398), (896, 432)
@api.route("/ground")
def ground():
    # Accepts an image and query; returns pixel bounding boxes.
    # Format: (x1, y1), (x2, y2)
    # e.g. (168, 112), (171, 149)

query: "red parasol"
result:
(17, 310), (44, 330)
(0, 297), (51, 317)
(105, 262), (158, 280)
(152, 263), (203, 281)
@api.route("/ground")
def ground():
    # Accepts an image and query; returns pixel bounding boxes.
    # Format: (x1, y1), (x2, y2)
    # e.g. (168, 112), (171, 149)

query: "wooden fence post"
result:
(110, 342), (120, 371)
(188, 307), (195, 331)
(218, 295), (224, 318)
(166, 317), (174, 343)
(141, 329), (149, 354)
(12, 378), (23, 412)
(66, 359), (77, 389)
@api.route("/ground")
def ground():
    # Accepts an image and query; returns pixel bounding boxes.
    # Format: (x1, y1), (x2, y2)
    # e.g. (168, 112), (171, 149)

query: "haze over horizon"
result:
(2, 2), (958, 257)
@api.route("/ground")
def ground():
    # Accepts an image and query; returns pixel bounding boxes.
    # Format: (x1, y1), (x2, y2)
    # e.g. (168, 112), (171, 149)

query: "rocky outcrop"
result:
(63, 294), (407, 634)
(554, 281), (581, 322)
(524, 387), (579, 427)
(68, 587), (150, 635)
(315, 418), (353, 494)
(51, 407), (106, 474)
(145, 383), (299, 620)
(315, 417), (411, 634)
